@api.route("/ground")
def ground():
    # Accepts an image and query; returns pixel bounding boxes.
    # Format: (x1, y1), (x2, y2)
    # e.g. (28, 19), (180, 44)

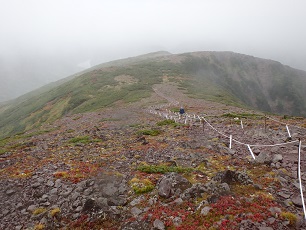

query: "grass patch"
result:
(136, 129), (161, 136)
(129, 178), (154, 194)
(280, 212), (297, 226)
(32, 207), (47, 215)
(50, 207), (61, 217)
(221, 112), (262, 119)
(137, 164), (193, 174)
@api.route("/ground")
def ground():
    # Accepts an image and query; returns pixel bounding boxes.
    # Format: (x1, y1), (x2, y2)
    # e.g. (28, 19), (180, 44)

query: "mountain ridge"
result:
(1, 50), (306, 138)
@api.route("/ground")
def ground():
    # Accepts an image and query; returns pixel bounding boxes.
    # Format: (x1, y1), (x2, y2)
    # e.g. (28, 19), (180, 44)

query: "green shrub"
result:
(280, 212), (297, 226)
(129, 178), (154, 194)
(137, 164), (193, 174)
(137, 129), (161, 136)
(156, 119), (176, 126)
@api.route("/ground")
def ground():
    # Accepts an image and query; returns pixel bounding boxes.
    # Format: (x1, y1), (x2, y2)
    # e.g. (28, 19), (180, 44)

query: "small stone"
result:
(153, 219), (165, 230)
(201, 206), (211, 216)
(31, 182), (41, 189)
(41, 202), (50, 207)
(254, 184), (262, 190)
(278, 191), (291, 199)
(173, 217), (182, 227)
(269, 206), (281, 215)
(55, 179), (62, 188)
(15, 225), (23, 230)
(46, 180), (54, 187)
(84, 187), (93, 196)
(272, 154), (283, 163)
(268, 217), (276, 224)
(27, 205), (37, 212)
(258, 227), (273, 230)
(130, 207), (142, 217)
(71, 192), (80, 201)
(173, 197), (183, 205)
(283, 199), (292, 207)
(130, 196), (144, 206)
(16, 202), (24, 210)
(82, 198), (95, 212)
(40, 217), (48, 225)
(6, 189), (15, 196)
(49, 188), (58, 195)
(72, 213), (80, 219)
(293, 182), (305, 190)
(292, 195), (303, 207)
(75, 206), (83, 213)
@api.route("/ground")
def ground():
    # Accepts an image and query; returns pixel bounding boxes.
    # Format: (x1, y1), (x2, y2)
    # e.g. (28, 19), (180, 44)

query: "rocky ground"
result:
(1, 84), (306, 230)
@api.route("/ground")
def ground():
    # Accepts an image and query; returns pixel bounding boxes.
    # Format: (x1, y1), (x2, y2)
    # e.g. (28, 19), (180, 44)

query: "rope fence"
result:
(148, 89), (306, 220)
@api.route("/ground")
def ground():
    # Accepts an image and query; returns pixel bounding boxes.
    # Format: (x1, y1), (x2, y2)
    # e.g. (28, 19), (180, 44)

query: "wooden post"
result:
(264, 114), (267, 133)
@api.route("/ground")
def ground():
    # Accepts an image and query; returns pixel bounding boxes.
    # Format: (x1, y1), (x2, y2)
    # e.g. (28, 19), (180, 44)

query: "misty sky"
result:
(0, 0), (306, 101)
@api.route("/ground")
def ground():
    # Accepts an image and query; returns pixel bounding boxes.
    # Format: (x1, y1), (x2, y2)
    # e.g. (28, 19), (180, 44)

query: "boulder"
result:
(256, 152), (272, 165)
(158, 173), (192, 198)
(272, 154), (283, 163)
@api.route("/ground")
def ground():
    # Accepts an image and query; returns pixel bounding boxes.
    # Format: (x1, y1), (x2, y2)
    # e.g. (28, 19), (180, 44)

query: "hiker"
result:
(179, 106), (185, 115)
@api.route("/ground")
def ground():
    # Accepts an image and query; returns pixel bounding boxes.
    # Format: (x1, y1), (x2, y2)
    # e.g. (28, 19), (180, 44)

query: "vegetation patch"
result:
(32, 207), (47, 216)
(137, 163), (193, 174)
(50, 207), (61, 218)
(129, 177), (155, 194)
(136, 129), (161, 136)
(156, 119), (176, 126)
(280, 211), (297, 226)
(221, 112), (262, 119)
(200, 195), (279, 229)
(53, 162), (100, 183)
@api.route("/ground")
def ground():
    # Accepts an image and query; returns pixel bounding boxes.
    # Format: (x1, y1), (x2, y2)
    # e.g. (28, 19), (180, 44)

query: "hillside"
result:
(1, 51), (306, 139)
(1, 83), (306, 229)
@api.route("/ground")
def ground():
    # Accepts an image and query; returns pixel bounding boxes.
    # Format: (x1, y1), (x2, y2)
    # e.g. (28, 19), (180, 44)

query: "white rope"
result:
(202, 116), (299, 147)
(266, 116), (287, 125)
(148, 87), (304, 149)
(248, 140), (299, 147)
(298, 140), (306, 220)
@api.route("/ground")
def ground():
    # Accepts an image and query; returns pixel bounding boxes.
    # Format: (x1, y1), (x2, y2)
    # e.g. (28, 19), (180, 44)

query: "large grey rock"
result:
(158, 173), (192, 198)
(256, 152), (272, 165)
(212, 170), (253, 185)
(158, 178), (171, 198)
(272, 154), (283, 163)
(292, 194), (303, 207)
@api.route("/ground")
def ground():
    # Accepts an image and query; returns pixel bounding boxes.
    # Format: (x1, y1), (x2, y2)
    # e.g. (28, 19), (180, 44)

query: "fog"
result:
(1, 0), (306, 101)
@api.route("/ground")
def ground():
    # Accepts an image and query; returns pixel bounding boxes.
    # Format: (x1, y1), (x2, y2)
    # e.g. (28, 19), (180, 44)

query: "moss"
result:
(34, 224), (45, 230)
(280, 212), (297, 226)
(136, 129), (161, 136)
(129, 178), (154, 194)
(32, 207), (47, 216)
(50, 207), (61, 217)
(137, 163), (193, 174)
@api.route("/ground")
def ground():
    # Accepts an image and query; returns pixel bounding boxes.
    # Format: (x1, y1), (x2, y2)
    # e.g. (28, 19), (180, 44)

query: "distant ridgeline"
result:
(1, 51), (306, 138)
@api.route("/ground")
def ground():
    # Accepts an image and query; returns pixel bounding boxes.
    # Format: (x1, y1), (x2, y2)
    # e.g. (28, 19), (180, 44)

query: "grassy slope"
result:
(1, 51), (306, 138)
